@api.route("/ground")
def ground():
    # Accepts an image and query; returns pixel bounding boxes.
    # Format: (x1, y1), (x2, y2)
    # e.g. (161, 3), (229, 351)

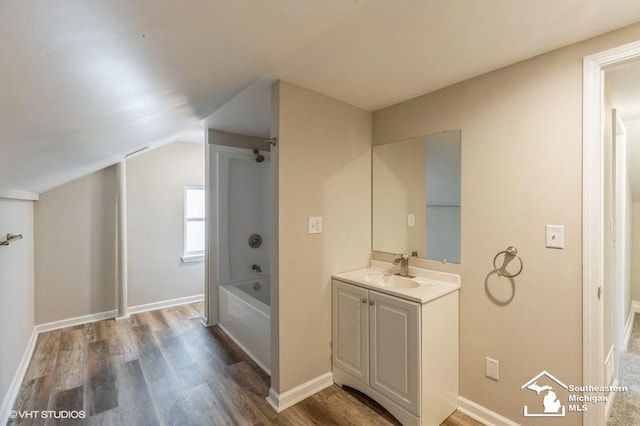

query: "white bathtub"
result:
(218, 278), (270, 373)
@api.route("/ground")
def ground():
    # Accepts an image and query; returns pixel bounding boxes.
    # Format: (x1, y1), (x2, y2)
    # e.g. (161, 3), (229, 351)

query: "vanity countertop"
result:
(333, 260), (460, 304)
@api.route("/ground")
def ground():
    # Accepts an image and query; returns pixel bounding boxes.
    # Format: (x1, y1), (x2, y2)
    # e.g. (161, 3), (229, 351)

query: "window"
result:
(182, 185), (205, 262)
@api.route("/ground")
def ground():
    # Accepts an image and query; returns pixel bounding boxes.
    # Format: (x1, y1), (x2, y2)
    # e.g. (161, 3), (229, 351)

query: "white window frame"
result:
(181, 184), (205, 263)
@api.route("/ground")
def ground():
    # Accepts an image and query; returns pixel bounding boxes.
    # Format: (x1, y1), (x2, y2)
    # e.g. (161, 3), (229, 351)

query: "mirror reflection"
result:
(372, 130), (461, 263)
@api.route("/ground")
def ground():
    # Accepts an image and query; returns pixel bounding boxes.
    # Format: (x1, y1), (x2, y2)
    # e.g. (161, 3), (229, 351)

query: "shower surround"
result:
(210, 144), (271, 373)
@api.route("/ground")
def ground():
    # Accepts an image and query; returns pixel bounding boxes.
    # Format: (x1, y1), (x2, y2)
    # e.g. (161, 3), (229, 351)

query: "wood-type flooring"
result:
(9, 302), (481, 426)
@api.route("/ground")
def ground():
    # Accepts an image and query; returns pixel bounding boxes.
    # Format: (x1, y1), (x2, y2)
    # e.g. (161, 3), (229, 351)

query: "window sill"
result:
(181, 254), (204, 264)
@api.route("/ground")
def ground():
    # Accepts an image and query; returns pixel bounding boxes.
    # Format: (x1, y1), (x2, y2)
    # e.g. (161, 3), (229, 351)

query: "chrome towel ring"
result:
(493, 246), (523, 278)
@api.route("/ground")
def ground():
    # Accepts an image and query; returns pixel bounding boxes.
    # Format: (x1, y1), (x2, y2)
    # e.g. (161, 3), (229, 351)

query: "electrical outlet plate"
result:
(407, 214), (415, 227)
(486, 357), (499, 381)
(308, 216), (322, 234)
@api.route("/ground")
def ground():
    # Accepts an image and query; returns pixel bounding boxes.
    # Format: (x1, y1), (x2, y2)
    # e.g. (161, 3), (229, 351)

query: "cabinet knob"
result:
(362, 298), (367, 304)
(369, 300), (375, 305)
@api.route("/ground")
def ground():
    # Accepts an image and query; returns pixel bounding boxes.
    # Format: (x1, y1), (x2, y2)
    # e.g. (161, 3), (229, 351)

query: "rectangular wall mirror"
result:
(372, 130), (461, 263)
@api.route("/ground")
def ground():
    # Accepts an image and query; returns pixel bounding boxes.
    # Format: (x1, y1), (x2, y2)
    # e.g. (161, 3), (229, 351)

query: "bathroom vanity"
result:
(332, 261), (460, 426)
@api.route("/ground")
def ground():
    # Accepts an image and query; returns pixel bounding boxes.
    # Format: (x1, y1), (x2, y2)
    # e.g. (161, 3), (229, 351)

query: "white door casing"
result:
(583, 39), (640, 426)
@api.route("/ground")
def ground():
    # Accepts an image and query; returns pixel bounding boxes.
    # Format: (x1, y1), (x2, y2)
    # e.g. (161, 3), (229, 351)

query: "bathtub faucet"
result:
(252, 264), (262, 273)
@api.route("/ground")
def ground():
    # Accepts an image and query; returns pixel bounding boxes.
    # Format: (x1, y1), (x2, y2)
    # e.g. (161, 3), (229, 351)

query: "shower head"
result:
(253, 149), (265, 163)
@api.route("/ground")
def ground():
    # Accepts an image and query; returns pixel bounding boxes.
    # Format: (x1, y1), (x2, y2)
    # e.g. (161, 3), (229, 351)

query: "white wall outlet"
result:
(545, 224), (564, 249)
(407, 214), (415, 227)
(308, 216), (322, 234)
(486, 357), (499, 381)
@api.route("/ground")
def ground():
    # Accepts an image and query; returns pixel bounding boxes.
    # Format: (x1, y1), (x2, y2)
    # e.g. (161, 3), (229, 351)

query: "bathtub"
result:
(218, 278), (270, 373)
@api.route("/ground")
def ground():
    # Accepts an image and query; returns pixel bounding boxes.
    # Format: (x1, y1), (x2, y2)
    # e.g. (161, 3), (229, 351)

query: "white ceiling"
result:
(277, 0), (640, 111)
(3, 0), (640, 194)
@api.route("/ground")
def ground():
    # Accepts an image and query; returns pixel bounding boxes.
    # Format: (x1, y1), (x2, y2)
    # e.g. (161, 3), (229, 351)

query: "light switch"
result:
(486, 357), (499, 381)
(407, 214), (415, 227)
(546, 225), (564, 249)
(308, 216), (322, 234)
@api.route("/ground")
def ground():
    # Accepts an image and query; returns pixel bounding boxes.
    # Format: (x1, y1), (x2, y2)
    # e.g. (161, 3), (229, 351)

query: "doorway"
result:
(583, 40), (640, 426)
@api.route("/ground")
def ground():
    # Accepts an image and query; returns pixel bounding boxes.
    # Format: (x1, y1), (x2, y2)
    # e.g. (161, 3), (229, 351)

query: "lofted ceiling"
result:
(3, 0), (640, 194)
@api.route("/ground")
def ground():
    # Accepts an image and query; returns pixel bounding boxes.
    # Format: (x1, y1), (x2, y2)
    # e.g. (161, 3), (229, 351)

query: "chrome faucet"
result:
(393, 254), (412, 277)
(252, 264), (262, 273)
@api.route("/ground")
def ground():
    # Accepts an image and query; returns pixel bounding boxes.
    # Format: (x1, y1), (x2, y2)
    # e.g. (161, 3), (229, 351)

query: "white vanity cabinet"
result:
(332, 278), (459, 426)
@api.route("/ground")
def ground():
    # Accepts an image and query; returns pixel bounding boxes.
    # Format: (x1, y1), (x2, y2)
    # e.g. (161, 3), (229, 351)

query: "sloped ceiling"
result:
(3, 0), (640, 194)
(0, 0), (366, 194)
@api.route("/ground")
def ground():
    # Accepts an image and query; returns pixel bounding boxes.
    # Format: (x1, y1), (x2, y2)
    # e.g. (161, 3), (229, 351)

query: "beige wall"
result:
(126, 142), (205, 306)
(34, 142), (204, 324)
(372, 23), (640, 424)
(34, 167), (116, 324)
(272, 81), (371, 392)
(0, 199), (34, 412)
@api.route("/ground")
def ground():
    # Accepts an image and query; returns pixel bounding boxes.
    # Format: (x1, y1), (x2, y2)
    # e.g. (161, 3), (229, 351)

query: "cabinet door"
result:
(369, 290), (420, 415)
(332, 280), (369, 384)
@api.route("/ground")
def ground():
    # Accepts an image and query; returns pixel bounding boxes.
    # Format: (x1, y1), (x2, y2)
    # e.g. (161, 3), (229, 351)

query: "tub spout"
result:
(252, 264), (262, 273)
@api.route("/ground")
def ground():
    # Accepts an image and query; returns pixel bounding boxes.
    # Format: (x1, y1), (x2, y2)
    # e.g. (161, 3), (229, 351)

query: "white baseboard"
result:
(128, 294), (204, 314)
(2, 295), (204, 421)
(267, 372), (333, 413)
(34, 295), (204, 333)
(0, 329), (38, 426)
(624, 306), (635, 350)
(605, 345), (615, 386)
(35, 310), (118, 333)
(457, 396), (519, 426)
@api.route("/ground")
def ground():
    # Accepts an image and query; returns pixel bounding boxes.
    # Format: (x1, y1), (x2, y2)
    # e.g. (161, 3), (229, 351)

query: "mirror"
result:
(372, 130), (461, 263)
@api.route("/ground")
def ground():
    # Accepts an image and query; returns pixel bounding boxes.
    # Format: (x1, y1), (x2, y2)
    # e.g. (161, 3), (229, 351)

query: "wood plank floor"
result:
(9, 302), (482, 426)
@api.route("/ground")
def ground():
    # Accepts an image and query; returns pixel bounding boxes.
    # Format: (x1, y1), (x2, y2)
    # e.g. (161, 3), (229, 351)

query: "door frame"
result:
(583, 39), (640, 426)
(613, 112), (627, 358)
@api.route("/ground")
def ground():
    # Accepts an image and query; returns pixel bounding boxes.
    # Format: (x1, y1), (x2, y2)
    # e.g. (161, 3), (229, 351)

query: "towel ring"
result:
(493, 246), (523, 278)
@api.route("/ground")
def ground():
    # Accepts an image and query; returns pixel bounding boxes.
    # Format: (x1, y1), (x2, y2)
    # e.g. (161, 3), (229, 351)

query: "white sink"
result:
(363, 273), (419, 289)
(333, 263), (461, 304)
